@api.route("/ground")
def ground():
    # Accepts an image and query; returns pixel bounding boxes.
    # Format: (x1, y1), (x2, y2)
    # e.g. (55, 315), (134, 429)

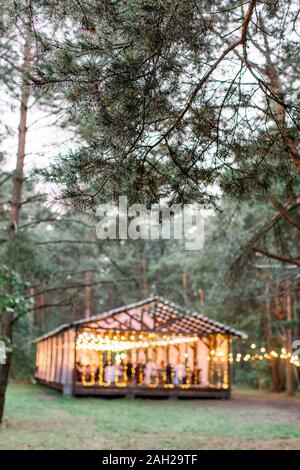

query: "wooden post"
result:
(193, 340), (198, 384)
(227, 335), (232, 393)
(73, 327), (77, 394)
(62, 328), (76, 397)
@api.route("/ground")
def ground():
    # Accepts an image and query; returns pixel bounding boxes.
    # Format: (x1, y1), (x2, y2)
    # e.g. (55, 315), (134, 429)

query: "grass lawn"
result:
(0, 382), (300, 450)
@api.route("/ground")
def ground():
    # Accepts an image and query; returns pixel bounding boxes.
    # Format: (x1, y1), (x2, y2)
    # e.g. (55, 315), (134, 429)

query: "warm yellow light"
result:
(251, 344), (256, 349)
(76, 332), (198, 352)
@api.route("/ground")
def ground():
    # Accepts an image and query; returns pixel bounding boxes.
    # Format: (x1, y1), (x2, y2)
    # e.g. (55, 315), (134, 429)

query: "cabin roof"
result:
(34, 296), (247, 343)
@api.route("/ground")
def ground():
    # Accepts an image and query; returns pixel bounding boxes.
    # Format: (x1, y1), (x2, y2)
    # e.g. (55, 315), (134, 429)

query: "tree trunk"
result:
(182, 271), (189, 302)
(141, 258), (149, 298)
(269, 351), (283, 392)
(9, 39), (31, 231)
(37, 292), (45, 328)
(264, 284), (279, 391)
(199, 288), (205, 311)
(84, 270), (93, 319)
(286, 358), (295, 396)
(285, 287), (295, 396)
(0, 315), (13, 423)
(260, 16), (300, 178)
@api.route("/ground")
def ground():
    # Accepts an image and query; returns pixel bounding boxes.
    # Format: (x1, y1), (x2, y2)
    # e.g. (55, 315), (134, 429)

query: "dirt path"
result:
(232, 389), (300, 413)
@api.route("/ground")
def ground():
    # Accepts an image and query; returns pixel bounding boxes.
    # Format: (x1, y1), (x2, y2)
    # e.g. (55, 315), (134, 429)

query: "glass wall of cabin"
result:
(35, 328), (76, 393)
(75, 330), (230, 389)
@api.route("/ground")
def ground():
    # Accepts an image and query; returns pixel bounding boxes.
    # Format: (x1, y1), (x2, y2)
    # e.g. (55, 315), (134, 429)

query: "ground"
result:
(0, 383), (300, 450)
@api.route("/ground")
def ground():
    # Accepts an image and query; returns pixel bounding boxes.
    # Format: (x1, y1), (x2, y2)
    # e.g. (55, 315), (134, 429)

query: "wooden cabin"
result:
(34, 296), (247, 399)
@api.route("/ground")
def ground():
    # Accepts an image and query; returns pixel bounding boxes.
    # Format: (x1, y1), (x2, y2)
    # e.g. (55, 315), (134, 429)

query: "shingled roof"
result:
(34, 296), (247, 342)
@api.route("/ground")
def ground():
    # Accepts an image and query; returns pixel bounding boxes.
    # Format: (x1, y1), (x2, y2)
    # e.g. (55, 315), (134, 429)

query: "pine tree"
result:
(30, 0), (299, 209)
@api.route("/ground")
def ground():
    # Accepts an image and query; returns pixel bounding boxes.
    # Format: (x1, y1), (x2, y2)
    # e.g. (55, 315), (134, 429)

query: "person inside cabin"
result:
(158, 360), (165, 384)
(174, 363), (186, 385)
(75, 361), (83, 382)
(126, 361), (133, 383)
(135, 361), (145, 384)
(94, 366), (100, 383)
(144, 361), (157, 385)
(166, 363), (173, 384)
(104, 363), (117, 384)
(116, 361), (124, 383)
(103, 362), (110, 383)
(84, 363), (92, 382)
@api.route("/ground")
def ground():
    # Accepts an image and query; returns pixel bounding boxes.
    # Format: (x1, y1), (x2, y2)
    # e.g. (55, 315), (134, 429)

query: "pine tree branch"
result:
(269, 195), (300, 231)
(253, 247), (300, 268)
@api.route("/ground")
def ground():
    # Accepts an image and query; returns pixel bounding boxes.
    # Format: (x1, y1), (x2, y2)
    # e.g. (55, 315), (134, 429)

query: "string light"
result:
(206, 342), (299, 368)
(230, 345), (299, 367)
(76, 332), (199, 352)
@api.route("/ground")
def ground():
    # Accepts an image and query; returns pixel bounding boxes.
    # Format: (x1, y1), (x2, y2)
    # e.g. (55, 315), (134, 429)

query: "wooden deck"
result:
(73, 382), (230, 399)
(35, 378), (230, 399)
